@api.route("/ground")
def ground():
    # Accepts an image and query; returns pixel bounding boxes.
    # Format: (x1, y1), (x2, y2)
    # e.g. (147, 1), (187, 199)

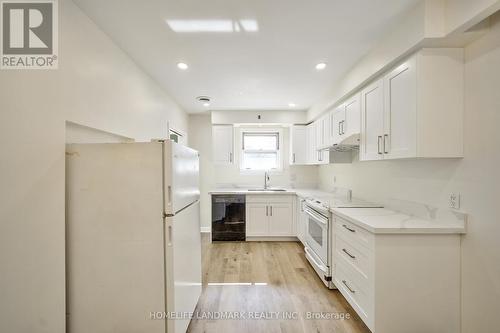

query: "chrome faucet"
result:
(264, 171), (270, 189)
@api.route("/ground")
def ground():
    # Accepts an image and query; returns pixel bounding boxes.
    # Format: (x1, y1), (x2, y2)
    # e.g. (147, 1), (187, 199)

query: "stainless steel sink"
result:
(247, 188), (287, 192)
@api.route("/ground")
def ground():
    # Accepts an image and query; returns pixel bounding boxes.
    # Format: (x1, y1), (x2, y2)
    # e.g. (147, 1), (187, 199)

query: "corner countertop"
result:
(209, 187), (467, 235)
(331, 207), (466, 234)
(209, 187), (340, 198)
(209, 188), (297, 195)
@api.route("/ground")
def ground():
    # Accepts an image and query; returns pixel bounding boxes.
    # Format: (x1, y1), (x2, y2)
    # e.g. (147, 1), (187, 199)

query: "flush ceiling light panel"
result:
(166, 19), (258, 33)
(315, 62), (327, 70)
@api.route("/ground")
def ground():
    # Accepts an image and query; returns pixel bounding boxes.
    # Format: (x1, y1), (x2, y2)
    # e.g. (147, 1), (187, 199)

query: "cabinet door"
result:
(268, 203), (294, 236)
(297, 200), (307, 245)
(344, 93), (361, 138)
(360, 79), (384, 161)
(383, 57), (417, 159)
(307, 122), (318, 164)
(333, 106), (345, 144)
(212, 125), (234, 165)
(315, 118), (324, 150)
(290, 126), (307, 165)
(328, 110), (336, 145)
(246, 203), (268, 236)
(321, 114), (330, 149)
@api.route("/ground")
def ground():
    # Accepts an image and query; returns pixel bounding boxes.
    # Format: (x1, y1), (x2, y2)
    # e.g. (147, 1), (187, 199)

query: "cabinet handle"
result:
(377, 136), (383, 155)
(342, 121), (345, 134)
(383, 134), (389, 154)
(338, 122), (341, 135)
(229, 152), (233, 163)
(266, 206), (268, 216)
(270, 206), (273, 216)
(293, 153), (296, 163)
(342, 248), (356, 259)
(342, 280), (356, 294)
(342, 224), (356, 233)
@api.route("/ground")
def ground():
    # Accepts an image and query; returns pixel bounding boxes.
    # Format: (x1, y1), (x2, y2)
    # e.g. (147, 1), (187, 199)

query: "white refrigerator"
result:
(66, 140), (202, 333)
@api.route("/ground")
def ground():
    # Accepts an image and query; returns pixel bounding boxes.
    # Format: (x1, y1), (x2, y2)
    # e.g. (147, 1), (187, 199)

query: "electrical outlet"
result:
(449, 193), (461, 209)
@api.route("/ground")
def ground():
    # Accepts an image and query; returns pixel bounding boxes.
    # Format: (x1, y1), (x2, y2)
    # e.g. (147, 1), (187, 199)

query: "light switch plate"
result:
(449, 193), (461, 209)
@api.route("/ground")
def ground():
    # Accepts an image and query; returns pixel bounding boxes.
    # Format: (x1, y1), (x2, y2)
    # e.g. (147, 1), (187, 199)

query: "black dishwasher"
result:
(212, 195), (246, 241)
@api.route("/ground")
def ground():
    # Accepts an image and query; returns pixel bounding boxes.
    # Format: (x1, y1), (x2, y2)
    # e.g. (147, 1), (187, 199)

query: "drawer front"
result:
(335, 259), (373, 328)
(335, 234), (371, 281)
(246, 195), (293, 204)
(335, 216), (373, 250)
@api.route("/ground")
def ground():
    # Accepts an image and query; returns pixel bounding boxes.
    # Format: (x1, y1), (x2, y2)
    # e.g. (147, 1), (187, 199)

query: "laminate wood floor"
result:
(187, 236), (370, 333)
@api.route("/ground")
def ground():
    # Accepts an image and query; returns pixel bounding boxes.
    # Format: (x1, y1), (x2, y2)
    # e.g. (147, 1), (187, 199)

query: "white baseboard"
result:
(200, 226), (211, 233)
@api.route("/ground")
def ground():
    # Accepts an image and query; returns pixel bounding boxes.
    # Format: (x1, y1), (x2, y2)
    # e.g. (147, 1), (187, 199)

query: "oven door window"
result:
(308, 218), (323, 246)
(306, 211), (329, 264)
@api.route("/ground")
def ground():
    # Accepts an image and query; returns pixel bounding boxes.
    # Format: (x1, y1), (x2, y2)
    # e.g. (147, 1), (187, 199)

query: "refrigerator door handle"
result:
(167, 225), (172, 246)
(167, 185), (172, 205)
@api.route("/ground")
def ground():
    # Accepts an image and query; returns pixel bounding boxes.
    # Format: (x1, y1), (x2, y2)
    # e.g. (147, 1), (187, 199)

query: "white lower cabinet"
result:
(246, 203), (268, 236)
(333, 215), (461, 333)
(246, 195), (294, 237)
(296, 197), (307, 245)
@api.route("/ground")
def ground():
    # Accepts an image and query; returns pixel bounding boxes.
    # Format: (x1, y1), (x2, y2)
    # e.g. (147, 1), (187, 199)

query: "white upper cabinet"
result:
(360, 79), (385, 161)
(332, 105), (345, 145)
(212, 125), (234, 165)
(383, 56), (417, 159)
(306, 121), (329, 165)
(290, 125), (308, 165)
(360, 48), (464, 161)
(316, 114), (329, 150)
(306, 122), (317, 164)
(343, 93), (361, 140)
(328, 93), (361, 147)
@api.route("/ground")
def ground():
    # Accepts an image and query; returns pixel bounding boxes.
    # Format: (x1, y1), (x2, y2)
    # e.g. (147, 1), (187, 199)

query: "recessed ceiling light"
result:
(203, 102), (210, 107)
(315, 62), (327, 70)
(177, 62), (189, 70)
(288, 103), (296, 108)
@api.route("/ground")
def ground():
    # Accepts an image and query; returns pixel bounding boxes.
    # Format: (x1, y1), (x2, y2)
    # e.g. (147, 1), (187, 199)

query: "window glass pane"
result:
(243, 133), (278, 150)
(242, 152), (278, 170)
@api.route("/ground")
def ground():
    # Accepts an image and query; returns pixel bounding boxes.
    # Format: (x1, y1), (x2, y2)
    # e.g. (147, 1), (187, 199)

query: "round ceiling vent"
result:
(196, 96), (211, 103)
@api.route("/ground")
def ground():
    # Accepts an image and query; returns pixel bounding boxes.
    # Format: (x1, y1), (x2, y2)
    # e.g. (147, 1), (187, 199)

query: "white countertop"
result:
(209, 188), (297, 195)
(209, 187), (466, 234)
(209, 187), (342, 198)
(331, 207), (466, 234)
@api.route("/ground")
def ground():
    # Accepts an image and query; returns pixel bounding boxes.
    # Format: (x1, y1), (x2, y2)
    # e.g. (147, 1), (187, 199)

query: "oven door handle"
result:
(304, 247), (328, 273)
(304, 206), (328, 225)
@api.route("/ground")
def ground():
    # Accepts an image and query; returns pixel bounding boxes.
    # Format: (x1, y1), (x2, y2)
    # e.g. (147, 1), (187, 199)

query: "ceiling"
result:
(73, 0), (419, 113)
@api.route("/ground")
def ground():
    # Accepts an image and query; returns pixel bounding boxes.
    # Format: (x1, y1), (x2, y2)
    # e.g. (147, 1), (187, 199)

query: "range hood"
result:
(330, 133), (360, 152)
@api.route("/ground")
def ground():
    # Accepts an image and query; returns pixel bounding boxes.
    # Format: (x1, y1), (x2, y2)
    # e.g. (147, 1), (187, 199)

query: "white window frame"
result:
(239, 128), (284, 174)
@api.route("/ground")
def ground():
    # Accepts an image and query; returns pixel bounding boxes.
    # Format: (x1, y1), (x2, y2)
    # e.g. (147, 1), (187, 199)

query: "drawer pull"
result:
(342, 224), (356, 233)
(342, 280), (356, 294)
(342, 248), (356, 259)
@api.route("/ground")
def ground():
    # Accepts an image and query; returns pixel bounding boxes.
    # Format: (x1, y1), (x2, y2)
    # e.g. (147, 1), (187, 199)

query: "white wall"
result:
(188, 114), (318, 230)
(66, 121), (134, 143)
(0, 0), (187, 331)
(318, 14), (500, 332)
(307, 0), (500, 122)
(212, 110), (307, 125)
(63, 0), (187, 141)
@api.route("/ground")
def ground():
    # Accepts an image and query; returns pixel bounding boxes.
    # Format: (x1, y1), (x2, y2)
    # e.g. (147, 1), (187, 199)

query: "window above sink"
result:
(240, 128), (283, 173)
